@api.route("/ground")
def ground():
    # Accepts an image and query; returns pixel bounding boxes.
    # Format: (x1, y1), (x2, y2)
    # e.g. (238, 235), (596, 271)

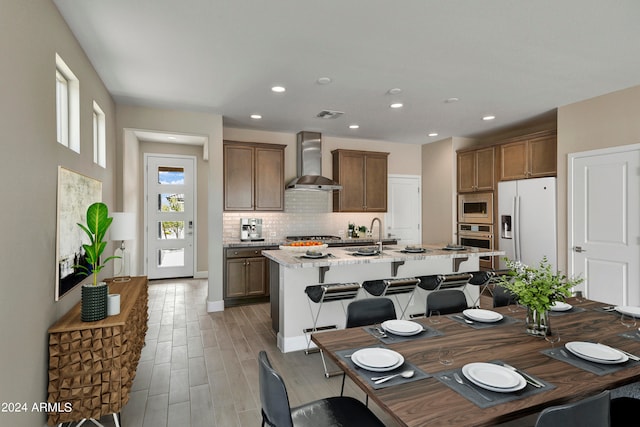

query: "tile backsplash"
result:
(223, 190), (384, 242)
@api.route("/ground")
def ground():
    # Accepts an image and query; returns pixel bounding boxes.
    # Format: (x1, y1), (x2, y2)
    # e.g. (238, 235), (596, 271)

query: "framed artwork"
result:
(56, 166), (102, 300)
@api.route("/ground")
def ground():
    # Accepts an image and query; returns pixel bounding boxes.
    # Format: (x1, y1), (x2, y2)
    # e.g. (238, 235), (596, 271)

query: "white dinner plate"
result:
(550, 301), (573, 312)
(565, 342), (628, 364)
(404, 246), (425, 253)
(351, 348), (404, 372)
(463, 309), (504, 323)
(614, 306), (640, 317)
(301, 252), (326, 259)
(381, 320), (423, 336)
(462, 363), (526, 393)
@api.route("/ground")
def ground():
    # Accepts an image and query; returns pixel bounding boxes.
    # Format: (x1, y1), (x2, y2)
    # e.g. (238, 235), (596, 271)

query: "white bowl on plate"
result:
(462, 309), (503, 323)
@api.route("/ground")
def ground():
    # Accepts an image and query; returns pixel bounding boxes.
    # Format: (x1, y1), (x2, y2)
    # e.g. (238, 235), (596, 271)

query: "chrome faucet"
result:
(370, 217), (383, 253)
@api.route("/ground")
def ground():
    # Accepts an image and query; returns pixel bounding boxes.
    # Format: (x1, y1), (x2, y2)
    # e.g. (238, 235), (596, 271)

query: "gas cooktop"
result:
(286, 235), (342, 241)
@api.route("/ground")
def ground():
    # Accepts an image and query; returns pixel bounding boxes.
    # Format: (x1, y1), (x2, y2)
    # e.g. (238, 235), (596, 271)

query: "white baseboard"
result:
(207, 299), (224, 312)
(278, 332), (315, 353)
(194, 270), (208, 279)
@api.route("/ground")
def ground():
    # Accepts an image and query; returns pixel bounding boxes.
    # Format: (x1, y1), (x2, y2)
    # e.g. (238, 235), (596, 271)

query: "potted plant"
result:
(498, 256), (583, 336)
(76, 202), (119, 321)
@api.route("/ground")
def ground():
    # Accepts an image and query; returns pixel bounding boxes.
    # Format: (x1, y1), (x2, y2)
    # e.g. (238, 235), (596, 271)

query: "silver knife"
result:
(501, 363), (543, 388)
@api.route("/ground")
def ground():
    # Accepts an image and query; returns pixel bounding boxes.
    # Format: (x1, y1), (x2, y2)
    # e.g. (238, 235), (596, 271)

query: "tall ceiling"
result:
(53, 0), (640, 144)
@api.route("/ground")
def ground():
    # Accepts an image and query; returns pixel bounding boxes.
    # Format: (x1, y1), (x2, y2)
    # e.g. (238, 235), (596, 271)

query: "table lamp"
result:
(110, 212), (136, 282)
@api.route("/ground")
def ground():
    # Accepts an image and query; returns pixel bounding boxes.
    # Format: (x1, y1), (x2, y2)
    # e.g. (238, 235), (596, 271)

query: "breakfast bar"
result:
(263, 244), (503, 353)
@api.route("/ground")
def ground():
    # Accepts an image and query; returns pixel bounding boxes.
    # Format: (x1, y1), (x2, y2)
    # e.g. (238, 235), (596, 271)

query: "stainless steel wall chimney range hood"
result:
(286, 131), (342, 191)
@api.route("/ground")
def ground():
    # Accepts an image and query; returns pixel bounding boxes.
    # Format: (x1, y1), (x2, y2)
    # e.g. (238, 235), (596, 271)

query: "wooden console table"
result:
(47, 276), (148, 426)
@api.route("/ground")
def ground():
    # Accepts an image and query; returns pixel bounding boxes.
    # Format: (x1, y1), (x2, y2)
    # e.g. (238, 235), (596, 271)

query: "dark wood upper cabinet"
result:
(457, 146), (495, 193)
(332, 149), (389, 212)
(499, 131), (557, 181)
(224, 141), (285, 211)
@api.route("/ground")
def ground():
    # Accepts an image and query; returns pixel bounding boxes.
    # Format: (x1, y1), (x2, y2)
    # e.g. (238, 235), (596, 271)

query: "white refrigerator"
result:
(498, 177), (557, 271)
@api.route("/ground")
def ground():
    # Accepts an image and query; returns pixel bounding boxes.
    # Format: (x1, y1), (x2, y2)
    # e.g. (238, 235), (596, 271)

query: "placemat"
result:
(434, 361), (553, 409)
(364, 323), (443, 344)
(620, 330), (640, 342)
(541, 347), (640, 376)
(448, 314), (520, 329)
(594, 306), (623, 316)
(549, 306), (587, 316)
(336, 347), (431, 390)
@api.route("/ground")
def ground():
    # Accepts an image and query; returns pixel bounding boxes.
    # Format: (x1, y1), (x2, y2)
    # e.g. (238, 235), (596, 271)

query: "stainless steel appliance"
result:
(285, 131), (343, 191)
(458, 223), (494, 270)
(240, 218), (263, 241)
(458, 192), (494, 224)
(498, 177), (557, 270)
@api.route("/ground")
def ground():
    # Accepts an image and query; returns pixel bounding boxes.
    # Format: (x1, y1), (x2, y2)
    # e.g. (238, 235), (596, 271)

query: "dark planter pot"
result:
(81, 282), (109, 322)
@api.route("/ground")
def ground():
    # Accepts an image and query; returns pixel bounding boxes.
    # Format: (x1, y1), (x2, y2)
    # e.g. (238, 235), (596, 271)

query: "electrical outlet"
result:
(269, 231), (276, 237)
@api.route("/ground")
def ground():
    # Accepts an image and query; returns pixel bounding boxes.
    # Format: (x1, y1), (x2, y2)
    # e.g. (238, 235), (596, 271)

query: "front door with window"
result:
(145, 155), (195, 279)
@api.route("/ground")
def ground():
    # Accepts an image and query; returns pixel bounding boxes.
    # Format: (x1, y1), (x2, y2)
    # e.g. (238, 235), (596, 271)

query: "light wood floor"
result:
(90, 278), (397, 427)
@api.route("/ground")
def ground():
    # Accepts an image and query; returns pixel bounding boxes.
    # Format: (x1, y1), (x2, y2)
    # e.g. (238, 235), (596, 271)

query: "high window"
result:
(92, 101), (106, 167)
(55, 54), (80, 153)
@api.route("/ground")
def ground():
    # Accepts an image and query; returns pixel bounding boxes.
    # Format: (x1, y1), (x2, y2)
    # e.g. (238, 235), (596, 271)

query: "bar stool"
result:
(304, 282), (361, 378)
(466, 271), (495, 308)
(362, 277), (421, 319)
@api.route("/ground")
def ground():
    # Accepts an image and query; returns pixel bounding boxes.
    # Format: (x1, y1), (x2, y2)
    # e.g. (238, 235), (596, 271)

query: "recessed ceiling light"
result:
(388, 88), (402, 95)
(390, 103), (403, 109)
(482, 115), (496, 121)
(250, 114), (262, 120)
(349, 124), (360, 129)
(271, 86), (286, 93)
(317, 77), (332, 85)
(167, 136), (176, 140)
(428, 132), (439, 137)
(445, 97), (460, 103)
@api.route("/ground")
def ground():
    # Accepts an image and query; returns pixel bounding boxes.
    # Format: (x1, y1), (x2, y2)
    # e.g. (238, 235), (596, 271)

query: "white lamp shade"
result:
(110, 212), (136, 241)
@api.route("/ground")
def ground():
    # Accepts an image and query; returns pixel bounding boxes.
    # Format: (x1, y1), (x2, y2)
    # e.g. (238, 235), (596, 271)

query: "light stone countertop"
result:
(262, 244), (504, 268)
(223, 237), (397, 248)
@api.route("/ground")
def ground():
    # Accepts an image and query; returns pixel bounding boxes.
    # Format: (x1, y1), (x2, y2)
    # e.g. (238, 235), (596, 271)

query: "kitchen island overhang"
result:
(264, 245), (505, 353)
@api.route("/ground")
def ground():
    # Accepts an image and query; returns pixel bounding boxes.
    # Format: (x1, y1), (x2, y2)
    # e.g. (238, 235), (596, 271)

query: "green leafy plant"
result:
(498, 256), (584, 313)
(76, 202), (119, 286)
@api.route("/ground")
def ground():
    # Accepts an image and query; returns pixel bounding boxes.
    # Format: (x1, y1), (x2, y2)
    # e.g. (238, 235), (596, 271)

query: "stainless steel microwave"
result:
(458, 192), (494, 224)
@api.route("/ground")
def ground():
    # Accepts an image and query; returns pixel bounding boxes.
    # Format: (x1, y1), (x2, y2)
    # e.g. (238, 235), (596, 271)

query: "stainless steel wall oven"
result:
(458, 223), (494, 270)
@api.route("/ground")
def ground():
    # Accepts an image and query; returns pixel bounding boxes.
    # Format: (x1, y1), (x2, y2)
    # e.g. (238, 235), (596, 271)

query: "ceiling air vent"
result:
(316, 110), (344, 119)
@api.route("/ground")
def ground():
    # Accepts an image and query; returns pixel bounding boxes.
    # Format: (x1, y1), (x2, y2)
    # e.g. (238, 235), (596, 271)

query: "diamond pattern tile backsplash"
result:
(223, 191), (383, 242)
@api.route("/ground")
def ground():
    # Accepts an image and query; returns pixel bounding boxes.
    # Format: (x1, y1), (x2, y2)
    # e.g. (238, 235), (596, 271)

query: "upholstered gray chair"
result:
(534, 390), (610, 427)
(426, 289), (468, 316)
(258, 351), (385, 427)
(345, 297), (397, 328)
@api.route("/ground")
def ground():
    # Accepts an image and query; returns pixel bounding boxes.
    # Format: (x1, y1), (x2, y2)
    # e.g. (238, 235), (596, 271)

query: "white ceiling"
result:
(53, 0), (640, 145)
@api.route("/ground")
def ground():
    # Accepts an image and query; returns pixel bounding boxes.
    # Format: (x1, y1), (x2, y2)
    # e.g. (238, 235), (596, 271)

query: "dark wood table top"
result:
(311, 298), (640, 426)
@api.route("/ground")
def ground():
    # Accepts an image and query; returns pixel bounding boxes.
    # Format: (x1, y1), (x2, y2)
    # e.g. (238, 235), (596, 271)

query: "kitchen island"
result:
(263, 244), (504, 353)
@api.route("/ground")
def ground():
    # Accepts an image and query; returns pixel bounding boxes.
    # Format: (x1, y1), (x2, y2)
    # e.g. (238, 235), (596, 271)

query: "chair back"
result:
(468, 271), (494, 286)
(493, 285), (518, 308)
(346, 298), (396, 328)
(417, 274), (444, 291)
(258, 351), (294, 427)
(535, 390), (610, 427)
(426, 289), (468, 315)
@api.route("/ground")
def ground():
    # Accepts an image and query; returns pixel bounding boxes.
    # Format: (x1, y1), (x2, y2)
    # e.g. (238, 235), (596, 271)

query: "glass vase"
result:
(525, 306), (550, 336)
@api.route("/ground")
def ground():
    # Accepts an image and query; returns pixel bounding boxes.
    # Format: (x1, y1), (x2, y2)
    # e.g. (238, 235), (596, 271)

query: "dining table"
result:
(311, 297), (640, 426)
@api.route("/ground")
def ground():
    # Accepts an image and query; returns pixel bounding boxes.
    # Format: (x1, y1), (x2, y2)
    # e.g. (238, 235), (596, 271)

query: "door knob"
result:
(574, 246), (586, 253)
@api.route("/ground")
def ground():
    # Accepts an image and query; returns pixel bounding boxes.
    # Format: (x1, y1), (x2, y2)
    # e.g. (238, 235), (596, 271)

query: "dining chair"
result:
(258, 350), (385, 427)
(465, 270), (494, 308)
(534, 390), (610, 427)
(345, 297), (397, 328)
(610, 396), (639, 427)
(426, 289), (468, 316)
(493, 285), (518, 308)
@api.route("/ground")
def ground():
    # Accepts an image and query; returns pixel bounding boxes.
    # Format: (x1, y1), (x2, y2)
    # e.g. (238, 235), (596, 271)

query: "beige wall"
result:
(421, 137), (476, 244)
(557, 84), (640, 272)
(223, 128), (423, 182)
(0, 1), (117, 425)
(116, 105), (224, 308)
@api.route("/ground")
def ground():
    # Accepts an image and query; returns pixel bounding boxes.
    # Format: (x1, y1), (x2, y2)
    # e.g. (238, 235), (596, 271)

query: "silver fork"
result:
(453, 372), (492, 401)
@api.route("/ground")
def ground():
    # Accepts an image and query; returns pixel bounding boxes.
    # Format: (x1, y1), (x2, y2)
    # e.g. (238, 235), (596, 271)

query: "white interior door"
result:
(385, 175), (421, 245)
(568, 144), (640, 305)
(145, 155), (196, 279)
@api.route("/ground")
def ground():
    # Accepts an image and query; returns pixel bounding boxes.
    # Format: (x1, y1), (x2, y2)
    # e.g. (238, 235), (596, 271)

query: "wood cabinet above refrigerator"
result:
(499, 130), (557, 181)
(332, 149), (389, 212)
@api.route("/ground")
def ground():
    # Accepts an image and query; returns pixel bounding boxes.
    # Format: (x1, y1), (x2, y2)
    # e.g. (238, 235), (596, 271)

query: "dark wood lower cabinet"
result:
(224, 246), (273, 307)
